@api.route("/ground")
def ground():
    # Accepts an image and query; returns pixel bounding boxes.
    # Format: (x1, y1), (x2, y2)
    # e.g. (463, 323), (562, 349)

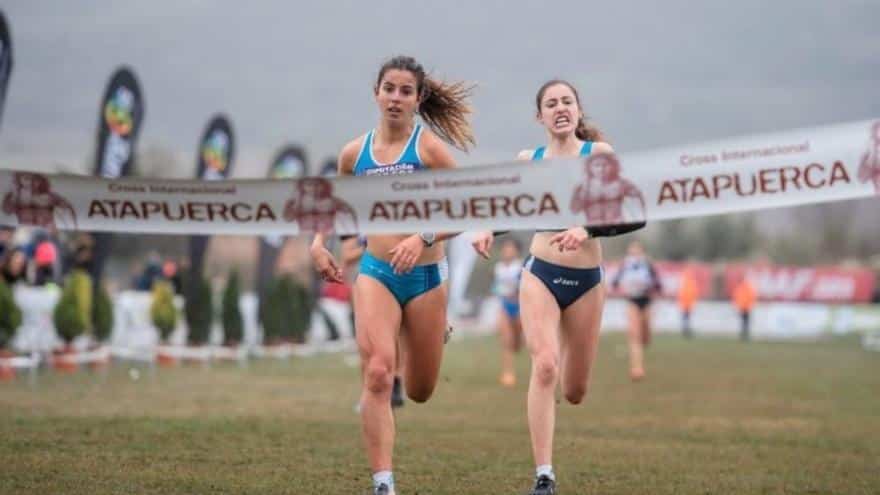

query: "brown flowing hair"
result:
(535, 79), (605, 142)
(375, 55), (475, 152)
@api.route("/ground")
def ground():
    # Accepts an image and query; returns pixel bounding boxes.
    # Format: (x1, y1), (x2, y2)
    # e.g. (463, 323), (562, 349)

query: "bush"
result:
(258, 275), (315, 345)
(289, 277), (315, 344)
(53, 271), (93, 345)
(221, 270), (244, 345)
(92, 284), (114, 343)
(258, 277), (283, 345)
(0, 279), (22, 350)
(184, 272), (213, 346)
(150, 280), (177, 343)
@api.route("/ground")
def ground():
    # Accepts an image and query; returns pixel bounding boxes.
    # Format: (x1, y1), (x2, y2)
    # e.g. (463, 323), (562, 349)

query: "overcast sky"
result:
(1, 1), (878, 178)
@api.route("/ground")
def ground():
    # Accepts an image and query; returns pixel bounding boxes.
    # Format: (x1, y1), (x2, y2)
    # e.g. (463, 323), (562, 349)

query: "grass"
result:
(1, 333), (879, 494)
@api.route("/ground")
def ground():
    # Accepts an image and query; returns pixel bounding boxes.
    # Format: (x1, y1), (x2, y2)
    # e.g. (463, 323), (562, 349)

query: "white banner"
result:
(1, 119), (878, 235)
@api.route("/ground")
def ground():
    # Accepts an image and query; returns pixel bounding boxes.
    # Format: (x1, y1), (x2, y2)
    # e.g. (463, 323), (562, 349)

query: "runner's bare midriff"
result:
(529, 232), (602, 268)
(366, 234), (446, 264)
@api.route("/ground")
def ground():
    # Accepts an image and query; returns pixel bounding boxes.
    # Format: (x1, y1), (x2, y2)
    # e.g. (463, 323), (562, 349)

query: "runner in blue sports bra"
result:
(310, 55), (474, 495)
(472, 79), (642, 495)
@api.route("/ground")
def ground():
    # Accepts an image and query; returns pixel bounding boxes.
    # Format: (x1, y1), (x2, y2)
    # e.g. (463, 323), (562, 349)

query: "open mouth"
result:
(554, 115), (571, 127)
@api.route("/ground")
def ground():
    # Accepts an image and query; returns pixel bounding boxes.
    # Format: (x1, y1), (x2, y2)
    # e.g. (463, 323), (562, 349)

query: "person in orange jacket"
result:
(732, 274), (757, 341)
(677, 266), (699, 339)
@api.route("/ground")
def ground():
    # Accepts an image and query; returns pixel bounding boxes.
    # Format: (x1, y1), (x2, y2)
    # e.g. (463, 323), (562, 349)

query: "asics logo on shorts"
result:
(552, 277), (579, 286)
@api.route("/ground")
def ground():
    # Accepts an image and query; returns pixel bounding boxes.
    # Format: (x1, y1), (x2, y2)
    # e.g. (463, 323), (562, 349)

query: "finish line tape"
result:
(1, 119), (878, 236)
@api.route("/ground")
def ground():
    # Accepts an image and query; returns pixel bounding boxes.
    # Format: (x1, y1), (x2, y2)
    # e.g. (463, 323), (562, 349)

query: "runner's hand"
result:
(310, 245), (343, 283)
(549, 227), (589, 252)
(471, 230), (493, 259)
(389, 234), (424, 275)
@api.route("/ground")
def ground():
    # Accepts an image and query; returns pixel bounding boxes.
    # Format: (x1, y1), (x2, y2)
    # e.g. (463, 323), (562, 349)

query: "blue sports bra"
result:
(531, 141), (593, 160)
(353, 124), (425, 176)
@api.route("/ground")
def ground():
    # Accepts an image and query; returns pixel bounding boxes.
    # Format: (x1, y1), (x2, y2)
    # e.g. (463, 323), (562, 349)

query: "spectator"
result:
(33, 238), (59, 286)
(732, 275), (757, 341)
(1, 247), (27, 285)
(0, 226), (13, 260)
(677, 265), (699, 339)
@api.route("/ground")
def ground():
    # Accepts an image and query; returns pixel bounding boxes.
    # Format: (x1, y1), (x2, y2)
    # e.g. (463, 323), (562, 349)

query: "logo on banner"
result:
(858, 121), (880, 194)
(272, 155), (305, 179)
(202, 130), (230, 180)
(2, 172), (76, 229)
(571, 153), (646, 224)
(283, 177), (357, 234)
(104, 86), (135, 136)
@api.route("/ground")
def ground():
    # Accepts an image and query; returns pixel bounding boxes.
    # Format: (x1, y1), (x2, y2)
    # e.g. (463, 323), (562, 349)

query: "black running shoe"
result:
(390, 376), (404, 408)
(373, 482), (394, 495)
(529, 475), (556, 495)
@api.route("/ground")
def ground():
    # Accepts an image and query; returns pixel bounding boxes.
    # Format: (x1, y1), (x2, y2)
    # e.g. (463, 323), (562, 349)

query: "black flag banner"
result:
(189, 115), (235, 279)
(90, 67), (145, 284)
(0, 10), (13, 132)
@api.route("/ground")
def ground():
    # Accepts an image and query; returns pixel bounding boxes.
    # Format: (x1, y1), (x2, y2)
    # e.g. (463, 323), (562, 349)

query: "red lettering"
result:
(829, 161), (851, 186)
(804, 163), (826, 188)
(231, 203), (252, 222)
(537, 193), (559, 214)
(88, 200), (110, 218)
(657, 181), (679, 205)
(105, 200), (121, 217)
(490, 196), (512, 217)
(119, 201), (139, 219)
(513, 194), (535, 216)
(369, 202), (390, 222)
(207, 202), (229, 221)
(470, 197), (489, 219)
(387, 201), (402, 219)
(735, 173), (757, 196)
(759, 169), (778, 193)
(691, 177), (711, 200)
(255, 203), (275, 221)
(424, 200), (443, 219)
(141, 201), (161, 219)
(712, 175), (732, 198)
(780, 166), (802, 192)
(401, 201), (421, 220)
(188, 202), (207, 221)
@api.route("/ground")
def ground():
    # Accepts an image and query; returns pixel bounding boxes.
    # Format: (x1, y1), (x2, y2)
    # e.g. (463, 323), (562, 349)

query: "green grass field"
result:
(1, 333), (879, 495)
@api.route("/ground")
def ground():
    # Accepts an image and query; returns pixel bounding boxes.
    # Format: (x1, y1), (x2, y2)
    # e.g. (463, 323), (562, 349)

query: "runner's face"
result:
(375, 69), (420, 126)
(500, 242), (518, 262)
(628, 242), (644, 258)
(538, 83), (580, 138)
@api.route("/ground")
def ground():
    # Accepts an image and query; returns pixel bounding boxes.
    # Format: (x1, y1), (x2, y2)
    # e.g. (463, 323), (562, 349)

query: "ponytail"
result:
(376, 55), (476, 152)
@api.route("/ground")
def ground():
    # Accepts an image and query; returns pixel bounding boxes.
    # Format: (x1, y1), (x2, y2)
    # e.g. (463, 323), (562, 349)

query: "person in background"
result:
(677, 265), (699, 339)
(0, 226), (14, 260)
(1, 247), (27, 285)
(493, 237), (524, 387)
(732, 274), (757, 341)
(32, 237), (59, 286)
(612, 241), (662, 381)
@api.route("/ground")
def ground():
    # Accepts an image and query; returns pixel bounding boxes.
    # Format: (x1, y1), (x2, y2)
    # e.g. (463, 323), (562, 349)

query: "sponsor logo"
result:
(202, 130), (230, 179)
(571, 153), (646, 225)
(283, 177), (357, 234)
(2, 172), (77, 229)
(858, 121), (880, 194)
(658, 161), (851, 204)
(552, 276), (579, 286)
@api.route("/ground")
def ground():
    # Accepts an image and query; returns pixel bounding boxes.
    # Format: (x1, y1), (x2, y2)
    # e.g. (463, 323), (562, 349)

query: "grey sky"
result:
(1, 0), (878, 178)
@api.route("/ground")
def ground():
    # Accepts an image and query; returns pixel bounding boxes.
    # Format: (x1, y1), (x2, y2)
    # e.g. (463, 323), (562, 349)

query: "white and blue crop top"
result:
(531, 141), (593, 160)
(353, 124), (426, 176)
